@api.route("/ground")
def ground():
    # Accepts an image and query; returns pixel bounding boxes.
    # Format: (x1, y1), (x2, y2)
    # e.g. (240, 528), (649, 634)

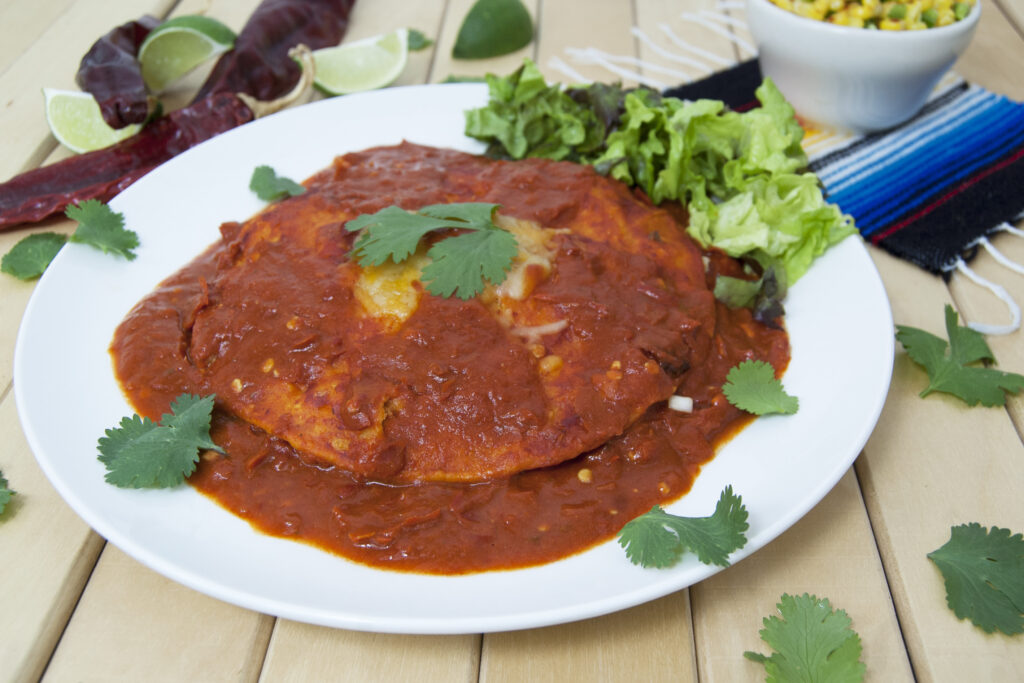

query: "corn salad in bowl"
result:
(771, 0), (976, 29)
(746, 0), (981, 132)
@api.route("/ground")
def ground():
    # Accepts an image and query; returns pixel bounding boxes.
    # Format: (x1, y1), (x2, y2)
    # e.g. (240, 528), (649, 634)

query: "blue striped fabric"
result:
(810, 84), (1024, 243)
(668, 60), (1024, 274)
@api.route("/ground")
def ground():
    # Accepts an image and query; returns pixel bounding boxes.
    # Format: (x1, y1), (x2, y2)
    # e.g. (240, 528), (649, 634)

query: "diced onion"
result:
(510, 319), (568, 340)
(668, 395), (693, 413)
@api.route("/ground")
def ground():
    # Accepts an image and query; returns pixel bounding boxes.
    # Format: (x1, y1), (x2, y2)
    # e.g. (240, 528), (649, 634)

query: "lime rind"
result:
(312, 28), (409, 96)
(145, 15), (236, 46)
(453, 0), (533, 59)
(44, 88), (142, 153)
(138, 15), (236, 93)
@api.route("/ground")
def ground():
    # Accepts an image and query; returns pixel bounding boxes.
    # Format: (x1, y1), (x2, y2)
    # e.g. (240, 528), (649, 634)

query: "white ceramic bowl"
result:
(745, 0), (981, 133)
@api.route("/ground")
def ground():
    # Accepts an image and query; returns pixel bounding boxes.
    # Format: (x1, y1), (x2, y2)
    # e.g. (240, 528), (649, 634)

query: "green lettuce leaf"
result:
(688, 172), (855, 284)
(464, 63), (857, 290)
(463, 59), (604, 161)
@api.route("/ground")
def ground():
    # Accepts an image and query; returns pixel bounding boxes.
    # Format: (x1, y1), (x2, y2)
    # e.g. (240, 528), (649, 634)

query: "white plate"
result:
(14, 83), (894, 634)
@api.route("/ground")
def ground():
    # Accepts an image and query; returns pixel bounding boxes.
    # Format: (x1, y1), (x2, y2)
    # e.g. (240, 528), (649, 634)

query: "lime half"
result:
(138, 15), (236, 93)
(312, 28), (408, 96)
(453, 0), (533, 59)
(44, 89), (142, 153)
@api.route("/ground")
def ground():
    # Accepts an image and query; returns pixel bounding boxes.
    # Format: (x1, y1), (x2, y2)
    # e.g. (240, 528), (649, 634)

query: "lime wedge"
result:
(44, 89), (142, 153)
(138, 15), (236, 93)
(453, 0), (533, 59)
(312, 28), (408, 96)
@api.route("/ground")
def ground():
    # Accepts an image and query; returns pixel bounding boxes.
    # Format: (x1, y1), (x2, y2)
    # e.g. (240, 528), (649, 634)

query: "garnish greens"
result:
(464, 59), (856, 296)
(407, 29), (434, 51)
(616, 486), (748, 568)
(744, 593), (866, 683)
(723, 359), (799, 415)
(928, 523), (1024, 635)
(714, 253), (788, 326)
(0, 469), (14, 516)
(896, 304), (1024, 407)
(97, 394), (223, 489)
(1, 232), (68, 280)
(346, 202), (518, 300)
(249, 165), (306, 202)
(1, 200), (139, 280)
(65, 199), (139, 258)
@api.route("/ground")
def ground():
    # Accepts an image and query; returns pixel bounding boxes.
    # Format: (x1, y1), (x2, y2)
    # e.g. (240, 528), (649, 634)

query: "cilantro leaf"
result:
(0, 469), (14, 516)
(66, 199), (139, 259)
(249, 165), (306, 202)
(2, 201), (138, 280)
(723, 359), (798, 415)
(744, 593), (865, 683)
(896, 304), (1024, 406)
(616, 486), (748, 568)
(927, 523), (1024, 635)
(97, 394), (223, 489)
(1, 232), (68, 280)
(346, 202), (519, 299)
(348, 206), (471, 266)
(407, 28), (434, 50)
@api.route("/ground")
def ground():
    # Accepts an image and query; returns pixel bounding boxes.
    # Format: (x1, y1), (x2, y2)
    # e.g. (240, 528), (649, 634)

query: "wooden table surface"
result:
(2, 0), (1023, 681)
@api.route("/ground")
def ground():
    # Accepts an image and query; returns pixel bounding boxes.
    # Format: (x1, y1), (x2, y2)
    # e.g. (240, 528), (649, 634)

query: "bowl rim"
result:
(745, 0), (982, 41)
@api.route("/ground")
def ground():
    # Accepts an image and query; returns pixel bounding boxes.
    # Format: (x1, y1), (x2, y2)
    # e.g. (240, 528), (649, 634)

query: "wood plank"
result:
(480, 590), (697, 683)
(859, 249), (1024, 682)
(0, 392), (105, 683)
(636, 0), (749, 86)
(953, 0), (1024, 100)
(259, 622), (479, 683)
(996, 0), (1024, 35)
(855, 4), (1024, 680)
(0, 0), (176, 180)
(0, 0), (76, 78)
(691, 471), (914, 681)
(535, 0), (635, 86)
(42, 545), (273, 682)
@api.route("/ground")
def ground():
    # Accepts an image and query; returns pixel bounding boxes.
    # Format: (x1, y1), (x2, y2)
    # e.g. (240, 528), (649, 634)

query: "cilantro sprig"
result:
(97, 394), (223, 489)
(1, 200), (139, 280)
(928, 523), (1024, 635)
(346, 202), (519, 300)
(66, 200), (139, 258)
(723, 359), (799, 415)
(407, 28), (434, 50)
(616, 486), (748, 568)
(249, 165), (306, 202)
(745, 593), (866, 682)
(0, 469), (14, 517)
(896, 304), (1024, 407)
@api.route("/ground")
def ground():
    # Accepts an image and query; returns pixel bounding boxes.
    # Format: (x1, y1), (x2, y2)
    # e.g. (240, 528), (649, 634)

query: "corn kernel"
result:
(772, 0), (967, 29)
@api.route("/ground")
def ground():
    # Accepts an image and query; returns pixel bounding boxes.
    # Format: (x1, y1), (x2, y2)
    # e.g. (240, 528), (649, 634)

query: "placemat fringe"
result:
(953, 256), (1022, 335)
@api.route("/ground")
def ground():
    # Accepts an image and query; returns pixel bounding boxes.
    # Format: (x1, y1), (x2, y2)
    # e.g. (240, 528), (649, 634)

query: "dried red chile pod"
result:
(0, 93), (253, 229)
(0, 0), (357, 231)
(194, 0), (356, 101)
(75, 15), (159, 129)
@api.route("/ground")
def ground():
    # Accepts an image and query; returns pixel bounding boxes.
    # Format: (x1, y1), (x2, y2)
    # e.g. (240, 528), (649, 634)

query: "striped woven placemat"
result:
(669, 59), (1024, 275)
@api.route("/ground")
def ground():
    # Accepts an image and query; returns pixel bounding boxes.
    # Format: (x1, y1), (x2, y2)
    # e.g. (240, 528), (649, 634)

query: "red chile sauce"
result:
(110, 148), (789, 575)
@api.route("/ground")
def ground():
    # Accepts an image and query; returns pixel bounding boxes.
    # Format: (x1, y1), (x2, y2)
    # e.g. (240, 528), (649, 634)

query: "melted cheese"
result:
(353, 252), (429, 330)
(353, 214), (558, 329)
(492, 215), (558, 301)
